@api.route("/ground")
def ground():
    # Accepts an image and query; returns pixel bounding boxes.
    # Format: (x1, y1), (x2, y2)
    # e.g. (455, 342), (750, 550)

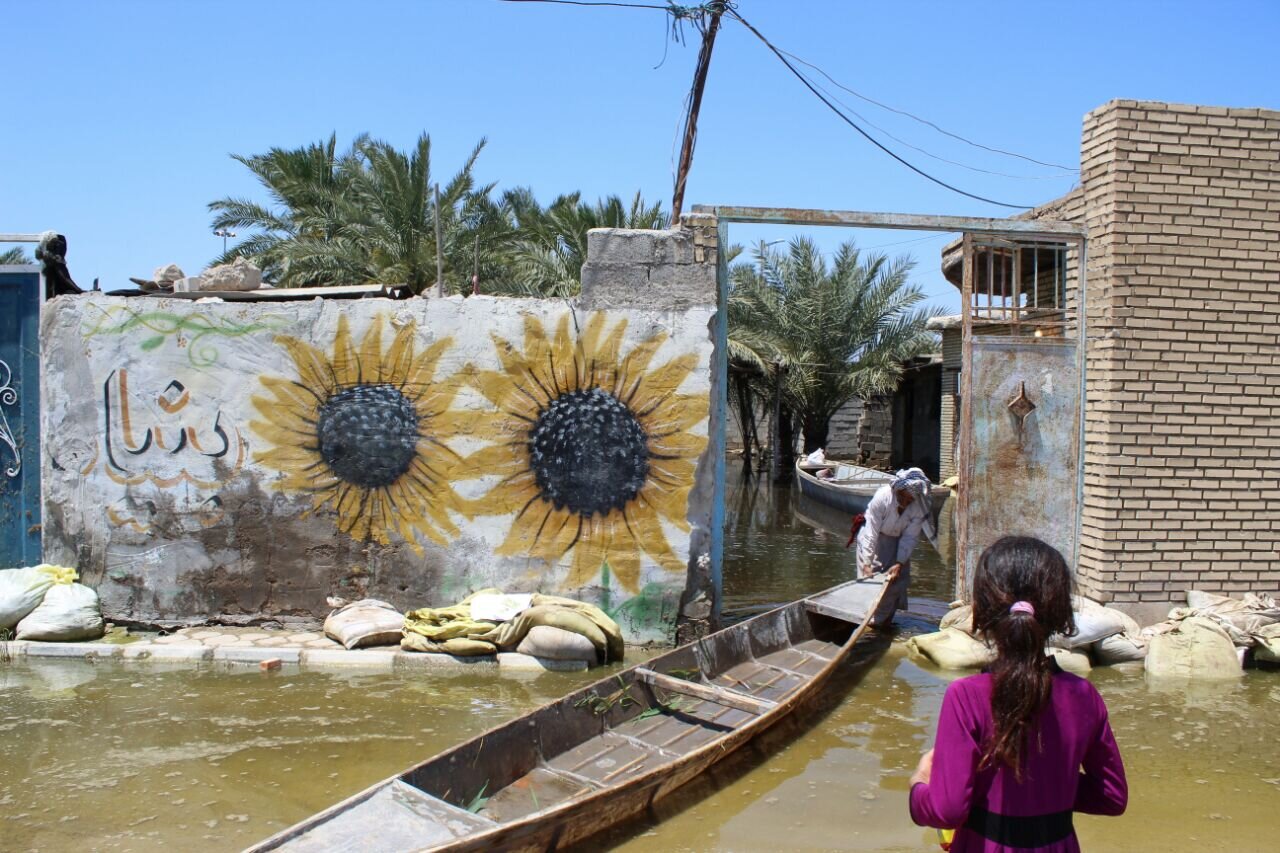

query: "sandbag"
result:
(1092, 632), (1148, 664)
(324, 599), (405, 649)
(939, 604), (974, 635)
(906, 628), (995, 670)
(14, 582), (105, 642)
(1253, 623), (1280, 664)
(516, 625), (598, 663)
(1046, 647), (1092, 677)
(0, 565), (72, 631)
(1056, 598), (1137, 648)
(1183, 590), (1280, 640)
(484, 606), (609, 663)
(1145, 616), (1241, 679)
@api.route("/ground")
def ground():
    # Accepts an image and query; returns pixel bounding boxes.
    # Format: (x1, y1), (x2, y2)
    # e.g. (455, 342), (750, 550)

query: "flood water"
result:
(2, 472), (1278, 852)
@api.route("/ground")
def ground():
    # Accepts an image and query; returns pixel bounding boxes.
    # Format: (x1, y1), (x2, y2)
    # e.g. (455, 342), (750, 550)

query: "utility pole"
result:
(670, 1), (726, 225)
(433, 183), (445, 298)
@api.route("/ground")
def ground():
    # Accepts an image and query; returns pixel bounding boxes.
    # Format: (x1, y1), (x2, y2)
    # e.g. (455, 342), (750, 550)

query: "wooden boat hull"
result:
(245, 576), (897, 853)
(796, 459), (951, 521)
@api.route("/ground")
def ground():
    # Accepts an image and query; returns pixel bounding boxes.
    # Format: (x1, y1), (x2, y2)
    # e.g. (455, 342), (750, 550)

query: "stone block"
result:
(22, 641), (121, 660)
(586, 228), (659, 266)
(214, 646), (302, 665)
(122, 644), (212, 661)
(395, 651), (497, 671)
(497, 652), (590, 673)
(300, 649), (397, 671)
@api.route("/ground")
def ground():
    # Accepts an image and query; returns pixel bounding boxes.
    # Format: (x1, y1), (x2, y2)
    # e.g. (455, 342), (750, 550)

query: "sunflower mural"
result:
(467, 312), (709, 594)
(250, 314), (469, 549)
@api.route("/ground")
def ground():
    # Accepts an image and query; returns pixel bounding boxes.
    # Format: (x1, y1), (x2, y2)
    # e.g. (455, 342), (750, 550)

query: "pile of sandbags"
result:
(0, 565), (104, 642)
(401, 588), (623, 666)
(1141, 589), (1280, 676)
(909, 596), (1144, 672)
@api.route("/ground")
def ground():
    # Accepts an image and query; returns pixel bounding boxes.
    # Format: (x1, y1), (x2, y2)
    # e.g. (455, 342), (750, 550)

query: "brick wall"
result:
(1074, 100), (1280, 620)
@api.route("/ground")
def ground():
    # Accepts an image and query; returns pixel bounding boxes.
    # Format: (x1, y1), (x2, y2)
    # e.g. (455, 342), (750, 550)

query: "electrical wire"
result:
(727, 9), (1034, 210)
(779, 48), (1078, 173)
(799, 71), (1075, 181)
(499, 0), (674, 10)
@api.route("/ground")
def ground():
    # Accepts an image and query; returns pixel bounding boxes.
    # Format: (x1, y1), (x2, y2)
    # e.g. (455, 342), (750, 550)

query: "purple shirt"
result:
(909, 669), (1127, 852)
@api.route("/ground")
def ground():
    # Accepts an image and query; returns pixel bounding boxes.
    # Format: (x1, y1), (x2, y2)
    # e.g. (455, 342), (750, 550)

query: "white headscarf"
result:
(892, 467), (938, 549)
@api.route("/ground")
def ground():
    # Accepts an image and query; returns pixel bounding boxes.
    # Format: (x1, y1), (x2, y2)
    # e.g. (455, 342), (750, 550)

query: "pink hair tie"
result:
(1010, 601), (1035, 616)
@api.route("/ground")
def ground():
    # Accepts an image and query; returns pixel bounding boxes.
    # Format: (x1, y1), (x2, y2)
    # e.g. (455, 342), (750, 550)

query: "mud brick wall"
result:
(40, 225), (725, 644)
(1074, 100), (1280, 621)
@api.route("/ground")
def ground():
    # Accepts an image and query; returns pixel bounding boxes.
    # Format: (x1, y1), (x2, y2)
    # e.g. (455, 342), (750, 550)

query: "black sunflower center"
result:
(315, 384), (420, 489)
(529, 388), (650, 517)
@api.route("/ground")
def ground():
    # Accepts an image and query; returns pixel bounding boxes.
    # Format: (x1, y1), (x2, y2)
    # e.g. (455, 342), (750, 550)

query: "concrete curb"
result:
(4, 640), (594, 675)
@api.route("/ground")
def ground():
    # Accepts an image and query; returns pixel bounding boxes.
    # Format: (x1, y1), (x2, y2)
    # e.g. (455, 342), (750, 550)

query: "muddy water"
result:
(2, 473), (1278, 852)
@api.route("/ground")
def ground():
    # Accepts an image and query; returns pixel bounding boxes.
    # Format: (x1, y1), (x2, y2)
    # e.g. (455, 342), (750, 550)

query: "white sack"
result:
(939, 604), (974, 636)
(906, 628), (994, 670)
(14, 583), (105, 642)
(469, 593), (533, 624)
(324, 599), (404, 650)
(1145, 616), (1241, 679)
(1092, 632), (1149, 664)
(1046, 647), (1093, 677)
(0, 567), (59, 630)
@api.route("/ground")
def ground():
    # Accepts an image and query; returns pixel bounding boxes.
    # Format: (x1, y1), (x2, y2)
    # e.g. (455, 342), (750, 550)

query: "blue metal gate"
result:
(0, 268), (41, 566)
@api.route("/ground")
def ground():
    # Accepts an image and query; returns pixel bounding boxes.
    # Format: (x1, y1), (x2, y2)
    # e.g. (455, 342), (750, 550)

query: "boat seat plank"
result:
(547, 732), (662, 786)
(755, 647), (828, 678)
(271, 780), (493, 853)
(613, 704), (751, 756)
(635, 667), (777, 715)
(712, 662), (805, 704)
(478, 766), (593, 825)
(805, 578), (885, 625)
(793, 638), (842, 660)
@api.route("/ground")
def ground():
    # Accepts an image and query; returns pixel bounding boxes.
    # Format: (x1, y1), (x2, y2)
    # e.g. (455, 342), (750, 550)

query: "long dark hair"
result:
(971, 536), (1075, 777)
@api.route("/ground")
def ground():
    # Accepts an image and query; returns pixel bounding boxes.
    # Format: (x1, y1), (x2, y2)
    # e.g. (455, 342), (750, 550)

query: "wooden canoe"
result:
(244, 573), (899, 853)
(795, 458), (951, 521)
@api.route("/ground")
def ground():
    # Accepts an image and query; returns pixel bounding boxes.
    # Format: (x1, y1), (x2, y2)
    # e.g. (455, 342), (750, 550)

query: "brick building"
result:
(943, 100), (1280, 623)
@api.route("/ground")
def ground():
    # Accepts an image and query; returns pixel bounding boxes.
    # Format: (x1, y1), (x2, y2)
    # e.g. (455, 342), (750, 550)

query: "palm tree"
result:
(208, 134), (350, 282)
(209, 133), (497, 292)
(729, 237), (940, 455)
(0, 247), (32, 265)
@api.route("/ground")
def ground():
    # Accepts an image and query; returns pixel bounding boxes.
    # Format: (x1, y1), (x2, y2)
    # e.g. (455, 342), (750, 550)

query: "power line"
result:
(499, 0), (673, 10)
(779, 49), (1078, 173)
(727, 9), (1034, 210)
(799, 71), (1075, 181)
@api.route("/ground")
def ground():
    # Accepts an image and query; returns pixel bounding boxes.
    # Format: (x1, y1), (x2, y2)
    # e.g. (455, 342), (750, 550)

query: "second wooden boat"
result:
(796, 458), (951, 520)
(245, 573), (898, 853)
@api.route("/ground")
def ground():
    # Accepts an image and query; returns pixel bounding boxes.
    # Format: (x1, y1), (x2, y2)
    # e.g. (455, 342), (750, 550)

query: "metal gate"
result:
(0, 266), (42, 565)
(955, 233), (1087, 595)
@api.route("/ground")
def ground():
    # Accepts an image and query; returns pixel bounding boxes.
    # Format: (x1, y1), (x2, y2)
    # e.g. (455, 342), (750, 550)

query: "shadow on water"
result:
(566, 632), (896, 853)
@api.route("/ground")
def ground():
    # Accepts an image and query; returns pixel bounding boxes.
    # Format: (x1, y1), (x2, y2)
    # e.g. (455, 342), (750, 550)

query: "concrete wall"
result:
(1073, 100), (1280, 620)
(41, 226), (723, 644)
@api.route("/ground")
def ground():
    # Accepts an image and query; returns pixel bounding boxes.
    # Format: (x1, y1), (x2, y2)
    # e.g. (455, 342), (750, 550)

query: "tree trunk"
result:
(801, 415), (831, 455)
(773, 403), (797, 483)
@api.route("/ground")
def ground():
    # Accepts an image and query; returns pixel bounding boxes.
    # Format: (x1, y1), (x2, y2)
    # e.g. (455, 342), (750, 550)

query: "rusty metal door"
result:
(0, 267), (42, 565)
(955, 234), (1086, 596)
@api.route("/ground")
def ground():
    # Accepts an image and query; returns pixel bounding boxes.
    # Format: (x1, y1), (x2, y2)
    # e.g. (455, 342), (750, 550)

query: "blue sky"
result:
(3, 0), (1278, 312)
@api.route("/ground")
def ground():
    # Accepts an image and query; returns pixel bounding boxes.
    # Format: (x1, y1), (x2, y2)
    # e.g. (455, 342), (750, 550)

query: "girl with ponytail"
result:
(908, 537), (1127, 851)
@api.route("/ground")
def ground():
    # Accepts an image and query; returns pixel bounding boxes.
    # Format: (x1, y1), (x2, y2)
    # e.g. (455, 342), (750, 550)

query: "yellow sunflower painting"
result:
(250, 314), (468, 548)
(468, 312), (709, 593)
